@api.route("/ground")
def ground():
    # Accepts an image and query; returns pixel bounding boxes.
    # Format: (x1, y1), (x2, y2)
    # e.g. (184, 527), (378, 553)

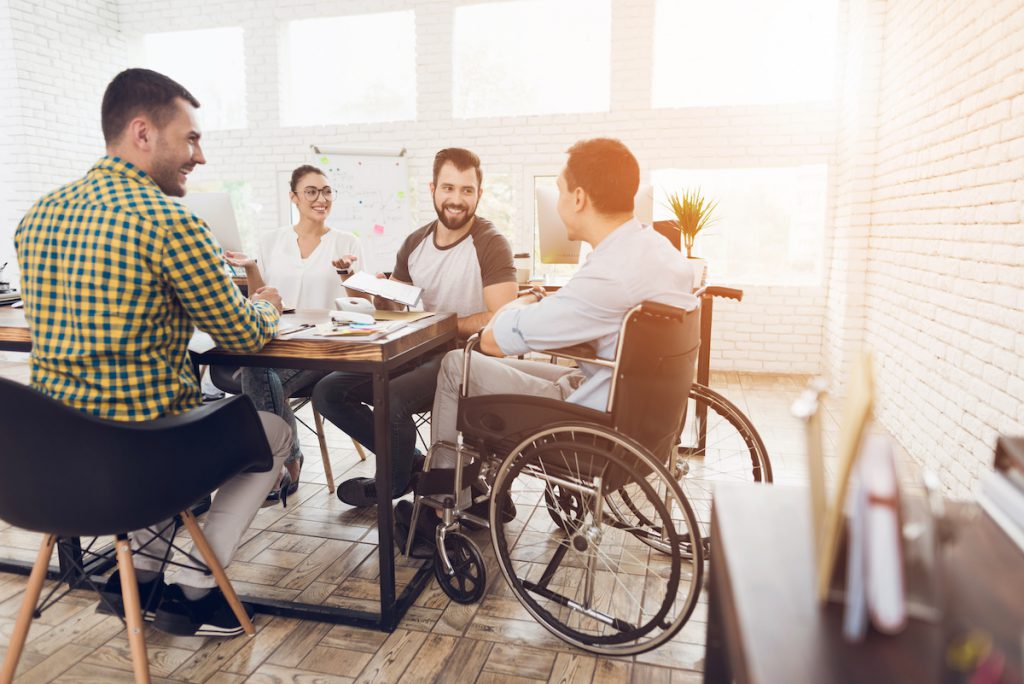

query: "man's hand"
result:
(223, 250), (256, 268)
(252, 286), (283, 313)
(331, 255), (359, 271)
(372, 272), (400, 311)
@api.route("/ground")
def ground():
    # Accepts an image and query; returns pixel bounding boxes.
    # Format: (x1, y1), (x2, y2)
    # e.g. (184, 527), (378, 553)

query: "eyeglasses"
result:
(299, 186), (335, 201)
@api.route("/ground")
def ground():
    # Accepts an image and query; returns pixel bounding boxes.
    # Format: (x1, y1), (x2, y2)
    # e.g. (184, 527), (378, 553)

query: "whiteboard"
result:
(311, 151), (415, 274)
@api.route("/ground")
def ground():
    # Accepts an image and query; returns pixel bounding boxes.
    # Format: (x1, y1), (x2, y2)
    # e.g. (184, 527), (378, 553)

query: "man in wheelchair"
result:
(395, 138), (705, 655)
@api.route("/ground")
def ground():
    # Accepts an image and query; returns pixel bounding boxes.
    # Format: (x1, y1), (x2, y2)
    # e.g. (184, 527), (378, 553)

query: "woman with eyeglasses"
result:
(222, 164), (362, 505)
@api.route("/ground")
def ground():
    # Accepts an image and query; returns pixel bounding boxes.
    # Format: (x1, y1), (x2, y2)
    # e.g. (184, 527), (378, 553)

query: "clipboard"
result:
(343, 271), (422, 308)
(816, 353), (874, 601)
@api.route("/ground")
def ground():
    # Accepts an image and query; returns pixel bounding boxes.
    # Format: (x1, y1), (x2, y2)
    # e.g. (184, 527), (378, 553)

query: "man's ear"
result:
(428, 182), (436, 195)
(124, 116), (155, 153)
(573, 186), (587, 212)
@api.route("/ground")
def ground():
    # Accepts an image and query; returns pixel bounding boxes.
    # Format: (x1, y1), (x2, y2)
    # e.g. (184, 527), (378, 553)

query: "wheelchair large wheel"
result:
(489, 424), (703, 656)
(679, 383), (771, 539)
(608, 383), (771, 556)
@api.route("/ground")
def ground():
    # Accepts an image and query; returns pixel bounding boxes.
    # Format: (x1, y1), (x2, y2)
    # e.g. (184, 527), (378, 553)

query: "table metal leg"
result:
(373, 368), (398, 631)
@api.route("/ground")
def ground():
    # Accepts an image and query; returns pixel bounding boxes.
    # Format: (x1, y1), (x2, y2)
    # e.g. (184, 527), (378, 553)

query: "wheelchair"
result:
(400, 300), (704, 656)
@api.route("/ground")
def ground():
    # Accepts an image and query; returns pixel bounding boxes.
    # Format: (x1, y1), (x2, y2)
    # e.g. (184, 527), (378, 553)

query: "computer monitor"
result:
(176, 192), (244, 253)
(536, 183), (654, 264)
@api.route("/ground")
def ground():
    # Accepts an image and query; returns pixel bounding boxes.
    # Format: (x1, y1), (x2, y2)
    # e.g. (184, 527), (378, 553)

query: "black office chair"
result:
(0, 378), (272, 684)
(406, 301), (705, 656)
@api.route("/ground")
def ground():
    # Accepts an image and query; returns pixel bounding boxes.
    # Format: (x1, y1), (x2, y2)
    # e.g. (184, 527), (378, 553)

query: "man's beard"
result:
(150, 148), (188, 197)
(433, 198), (476, 231)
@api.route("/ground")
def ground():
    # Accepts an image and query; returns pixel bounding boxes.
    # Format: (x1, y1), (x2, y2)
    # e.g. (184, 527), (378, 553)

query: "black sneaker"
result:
(153, 584), (254, 638)
(96, 570), (165, 621)
(394, 500), (438, 557)
(338, 450), (428, 507)
(337, 477), (379, 507)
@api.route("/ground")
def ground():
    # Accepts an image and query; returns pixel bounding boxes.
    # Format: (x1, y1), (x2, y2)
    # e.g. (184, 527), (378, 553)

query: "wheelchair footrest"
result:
(415, 460), (483, 497)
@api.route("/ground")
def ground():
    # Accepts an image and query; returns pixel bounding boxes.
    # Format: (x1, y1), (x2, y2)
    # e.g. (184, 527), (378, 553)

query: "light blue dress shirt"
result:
(491, 219), (699, 412)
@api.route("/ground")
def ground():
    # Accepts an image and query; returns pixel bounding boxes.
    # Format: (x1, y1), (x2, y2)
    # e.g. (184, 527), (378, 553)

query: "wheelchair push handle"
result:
(461, 332), (483, 399)
(694, 285), (743, 302)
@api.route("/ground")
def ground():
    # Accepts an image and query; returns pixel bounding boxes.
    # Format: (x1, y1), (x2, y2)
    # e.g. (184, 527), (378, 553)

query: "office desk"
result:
(705, 484), (1023, 683)
(0, 308), (29, 352)
(0, 307), (458, 632)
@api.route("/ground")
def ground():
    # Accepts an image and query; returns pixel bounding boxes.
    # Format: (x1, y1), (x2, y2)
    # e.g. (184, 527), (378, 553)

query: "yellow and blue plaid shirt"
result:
(15, 156), (280, 421)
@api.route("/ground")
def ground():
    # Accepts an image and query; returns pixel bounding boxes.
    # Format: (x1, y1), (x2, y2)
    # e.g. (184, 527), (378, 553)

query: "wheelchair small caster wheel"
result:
(543, 483), (584, 534)
(434, 532), (486, 604)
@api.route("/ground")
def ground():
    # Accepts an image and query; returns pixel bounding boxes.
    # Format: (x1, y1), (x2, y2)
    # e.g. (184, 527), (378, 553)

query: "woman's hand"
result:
(224, 250), (256, 268)
(331, 255), (359, 271)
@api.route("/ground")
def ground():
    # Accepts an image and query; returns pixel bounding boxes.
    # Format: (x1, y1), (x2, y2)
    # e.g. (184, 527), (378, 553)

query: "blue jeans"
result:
(240, 367), (327, 465)
(311, 354), (441, 495)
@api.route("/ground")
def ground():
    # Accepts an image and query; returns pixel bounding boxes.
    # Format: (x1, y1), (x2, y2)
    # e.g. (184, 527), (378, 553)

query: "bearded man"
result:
(312, 148), (517, 508)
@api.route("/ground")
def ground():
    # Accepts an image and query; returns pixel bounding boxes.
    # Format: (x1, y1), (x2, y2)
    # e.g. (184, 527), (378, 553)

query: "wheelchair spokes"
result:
(676, 383), (772, 545)
(489, 425), (703, 656)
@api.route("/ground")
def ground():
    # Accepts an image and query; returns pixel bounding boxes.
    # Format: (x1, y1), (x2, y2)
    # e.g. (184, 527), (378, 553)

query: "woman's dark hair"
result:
(564, 138), (639, 215)
(101, 68), (200, 144)
(289, 164), (327, 192)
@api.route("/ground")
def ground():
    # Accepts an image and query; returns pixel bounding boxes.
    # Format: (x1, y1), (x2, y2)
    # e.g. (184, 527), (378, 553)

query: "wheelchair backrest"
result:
(607, 301), (700, 463)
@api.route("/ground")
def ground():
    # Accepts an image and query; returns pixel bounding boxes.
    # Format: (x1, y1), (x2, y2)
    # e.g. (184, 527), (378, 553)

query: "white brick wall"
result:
(837, 0), (1024, 497)
(2, 0), (126, 284)
(110, 0), (836, 374)
(0, 4), (20, 281)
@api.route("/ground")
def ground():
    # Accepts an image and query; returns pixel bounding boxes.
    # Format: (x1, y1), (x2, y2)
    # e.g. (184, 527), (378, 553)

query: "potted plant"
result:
(664, 188), (718, 289)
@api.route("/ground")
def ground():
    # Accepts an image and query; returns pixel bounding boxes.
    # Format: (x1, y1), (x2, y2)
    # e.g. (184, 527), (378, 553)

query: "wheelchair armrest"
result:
(457, 394), (612, 455)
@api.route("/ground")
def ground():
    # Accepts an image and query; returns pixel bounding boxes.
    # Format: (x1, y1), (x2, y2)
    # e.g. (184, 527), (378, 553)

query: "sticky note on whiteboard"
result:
(373, 224), (385, 235)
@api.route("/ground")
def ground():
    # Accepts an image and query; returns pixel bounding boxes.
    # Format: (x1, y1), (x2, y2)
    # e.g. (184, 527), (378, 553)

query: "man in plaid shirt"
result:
(14, 68), (290, 638)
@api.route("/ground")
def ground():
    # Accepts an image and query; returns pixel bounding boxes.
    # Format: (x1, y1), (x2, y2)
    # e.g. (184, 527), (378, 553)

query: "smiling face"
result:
(430, 162), (481, 231)
(148, 97), (205, 197)
(290, 172), (333, 223)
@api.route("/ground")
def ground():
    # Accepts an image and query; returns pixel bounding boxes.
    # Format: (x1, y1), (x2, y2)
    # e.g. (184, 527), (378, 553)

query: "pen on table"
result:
(277, 323), (314, 337)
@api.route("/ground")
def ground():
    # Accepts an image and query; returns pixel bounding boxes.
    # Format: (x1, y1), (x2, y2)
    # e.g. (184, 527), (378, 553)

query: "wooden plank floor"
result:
(0, 351), (833, 683)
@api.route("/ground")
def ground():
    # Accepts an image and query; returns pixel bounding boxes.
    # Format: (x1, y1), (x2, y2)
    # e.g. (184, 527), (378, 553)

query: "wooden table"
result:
(0, 307), (458, 632)
(705, 484), (1023, 683)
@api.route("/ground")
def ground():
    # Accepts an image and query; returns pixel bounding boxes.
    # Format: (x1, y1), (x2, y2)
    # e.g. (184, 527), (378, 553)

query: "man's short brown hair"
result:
(564, 138), (639, 215)
(432, 148), (483, 188)
(101, 68), (200, 144)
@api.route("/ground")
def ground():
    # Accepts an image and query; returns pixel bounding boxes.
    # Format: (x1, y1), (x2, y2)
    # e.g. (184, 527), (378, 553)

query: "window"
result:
(144, 28), (247, 130)
(453, 0), (610, 118)
(652, 0), (838, 108)
(476, 173), (517, 246)
(281, 12), (416, 126)
(652, 166), (827, 285)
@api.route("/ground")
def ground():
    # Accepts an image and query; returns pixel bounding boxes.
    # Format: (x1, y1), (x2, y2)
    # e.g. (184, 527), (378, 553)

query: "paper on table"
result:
(187, 330), (216, 354)
(343, 271), (422, 308)
(372, 309), (434, 322)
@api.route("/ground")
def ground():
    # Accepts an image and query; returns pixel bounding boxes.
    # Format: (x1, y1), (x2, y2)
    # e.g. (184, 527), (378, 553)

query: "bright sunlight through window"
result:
(144, 27), (247, 130)
(453, 0), (610, 118)
(281, 11), (416, 126)
(652, 0), (838, 108)
(652, 166), (828, 285)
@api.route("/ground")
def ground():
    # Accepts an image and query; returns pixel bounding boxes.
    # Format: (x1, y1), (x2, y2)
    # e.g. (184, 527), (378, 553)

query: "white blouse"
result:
(255, 226), (363, 310)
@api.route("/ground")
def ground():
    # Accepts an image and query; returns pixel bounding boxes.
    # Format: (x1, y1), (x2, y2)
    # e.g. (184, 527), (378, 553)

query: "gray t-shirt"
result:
(392, 217), (515, 316)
